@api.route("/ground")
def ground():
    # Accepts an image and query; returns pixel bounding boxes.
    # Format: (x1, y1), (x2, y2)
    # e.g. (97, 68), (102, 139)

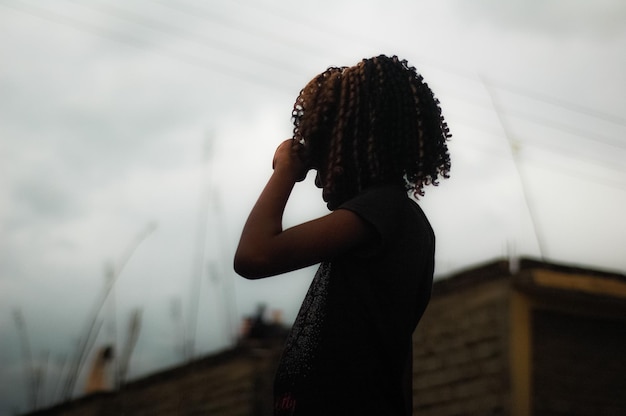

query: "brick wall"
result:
(532, 309), (626, 415)
(412, 278), (511, 416)
(26, 343), (283, 416)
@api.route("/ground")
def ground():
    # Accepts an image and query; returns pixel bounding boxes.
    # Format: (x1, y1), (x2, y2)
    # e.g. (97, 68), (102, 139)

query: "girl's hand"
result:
(272, 139), (310, 182)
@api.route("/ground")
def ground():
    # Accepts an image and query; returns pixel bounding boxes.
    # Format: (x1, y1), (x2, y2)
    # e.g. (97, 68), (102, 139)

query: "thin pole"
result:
(13, 309), (36, 411)
(187, 131), (214, 360)
(481, 76), (547, 261)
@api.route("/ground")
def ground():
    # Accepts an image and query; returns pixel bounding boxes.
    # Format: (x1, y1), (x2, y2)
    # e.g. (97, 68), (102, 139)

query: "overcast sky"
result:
(1, 0), (625, 413)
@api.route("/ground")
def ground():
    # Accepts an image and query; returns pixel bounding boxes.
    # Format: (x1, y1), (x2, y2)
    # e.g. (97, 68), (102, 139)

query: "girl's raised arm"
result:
(233, 140), (374, 279)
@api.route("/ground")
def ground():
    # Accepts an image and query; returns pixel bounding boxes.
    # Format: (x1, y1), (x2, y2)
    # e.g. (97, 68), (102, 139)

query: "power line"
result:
(497, 106), (625, 150)
(435, 82), (625, 152)
(516, 145), (626, 191)
(71, 0), (303, 81)
(169, 0), (613, 181)
(235, 0), (496, 87)
(448, 115), (626, 190)
(6, 0), (623, 143)
(158, 0), (330, 64)
(488, 79), (626, 127)
(244, 1), (626, 149)
(0, 0), (293, 91)
(152, 0), (329, 86)
(443, 95), (625, 174)
(2, 1), (623, 181)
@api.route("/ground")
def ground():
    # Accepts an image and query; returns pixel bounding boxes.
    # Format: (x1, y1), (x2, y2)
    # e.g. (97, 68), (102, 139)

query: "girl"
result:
(234, 55), (451, 415)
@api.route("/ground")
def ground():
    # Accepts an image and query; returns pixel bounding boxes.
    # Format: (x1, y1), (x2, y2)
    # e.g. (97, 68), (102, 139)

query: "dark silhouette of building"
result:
(23, 258), (626, 416)
(413, 258), (626, 416)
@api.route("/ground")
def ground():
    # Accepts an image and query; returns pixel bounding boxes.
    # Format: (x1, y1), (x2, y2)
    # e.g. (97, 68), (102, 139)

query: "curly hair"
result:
(291, 55), (451, 200)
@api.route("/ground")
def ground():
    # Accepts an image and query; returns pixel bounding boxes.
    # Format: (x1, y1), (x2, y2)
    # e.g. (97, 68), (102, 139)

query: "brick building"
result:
(23, 258), (626, 416)
(413, 258), (626, 416)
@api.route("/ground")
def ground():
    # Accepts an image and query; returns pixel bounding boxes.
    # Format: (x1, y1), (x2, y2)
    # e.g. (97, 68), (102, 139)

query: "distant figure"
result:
(234, 55), (451, 416)
(85, 345), (114, 394)
(239, 304), (288, 346)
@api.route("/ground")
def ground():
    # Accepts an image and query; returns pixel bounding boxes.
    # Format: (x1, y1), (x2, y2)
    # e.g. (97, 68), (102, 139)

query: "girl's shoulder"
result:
(340, 184), (409, 212)
(338, 184), (412, 245)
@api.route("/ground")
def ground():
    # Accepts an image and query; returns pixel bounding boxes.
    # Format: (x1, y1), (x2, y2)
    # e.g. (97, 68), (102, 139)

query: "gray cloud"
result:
(1, 1), (624, 414)
(452, 0), (626, 37)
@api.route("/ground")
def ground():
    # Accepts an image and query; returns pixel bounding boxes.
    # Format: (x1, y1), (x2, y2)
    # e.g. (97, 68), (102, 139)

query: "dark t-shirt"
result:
(274, 185), (435, 416)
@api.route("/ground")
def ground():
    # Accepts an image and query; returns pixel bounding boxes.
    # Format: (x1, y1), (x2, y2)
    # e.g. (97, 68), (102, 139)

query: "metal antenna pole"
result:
(13, 309), (37, 411)
(187, 130), (215, 360)
(481, 75), (548, 261)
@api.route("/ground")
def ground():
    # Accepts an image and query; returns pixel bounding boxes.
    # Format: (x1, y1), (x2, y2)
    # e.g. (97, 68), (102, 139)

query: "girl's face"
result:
(310, 141), (339, 209)
(315, 169), (333, 208)
(314, 168), (348, 211)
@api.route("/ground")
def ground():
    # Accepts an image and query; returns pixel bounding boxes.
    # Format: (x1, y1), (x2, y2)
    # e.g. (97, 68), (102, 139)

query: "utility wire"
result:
(155, 0), (330, 65)
(436, 84), (625, 153)
(3, 1), (623, 233)
(489, 80), (626, 127)
(83, 1), (626, 159)
(5, 0), (623, 150)
(515, 146), (626, 191)
(496, 106), (625, 150)
(3, 0), (623, 192)
(240, 0), (626, 130)
(70, 0), (303, 81)
(444, 98), (626, 177)
(446, 114), (626, 190)
(85, 0), (626, 154)
(11, 0), (619, 185)
(0, 0), (293, 91)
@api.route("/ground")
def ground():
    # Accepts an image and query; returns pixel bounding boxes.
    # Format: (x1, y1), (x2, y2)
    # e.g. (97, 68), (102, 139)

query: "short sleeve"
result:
(337, 185), (407, 250)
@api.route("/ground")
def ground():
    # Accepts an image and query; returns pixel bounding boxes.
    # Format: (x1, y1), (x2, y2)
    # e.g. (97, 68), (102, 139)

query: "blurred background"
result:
(1, 0), (624, 414)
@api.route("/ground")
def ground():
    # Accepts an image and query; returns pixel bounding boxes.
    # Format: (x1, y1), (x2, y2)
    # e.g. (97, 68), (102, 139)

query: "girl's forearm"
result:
(244, 168), (295, 238)
(234, 168), (296, 277)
